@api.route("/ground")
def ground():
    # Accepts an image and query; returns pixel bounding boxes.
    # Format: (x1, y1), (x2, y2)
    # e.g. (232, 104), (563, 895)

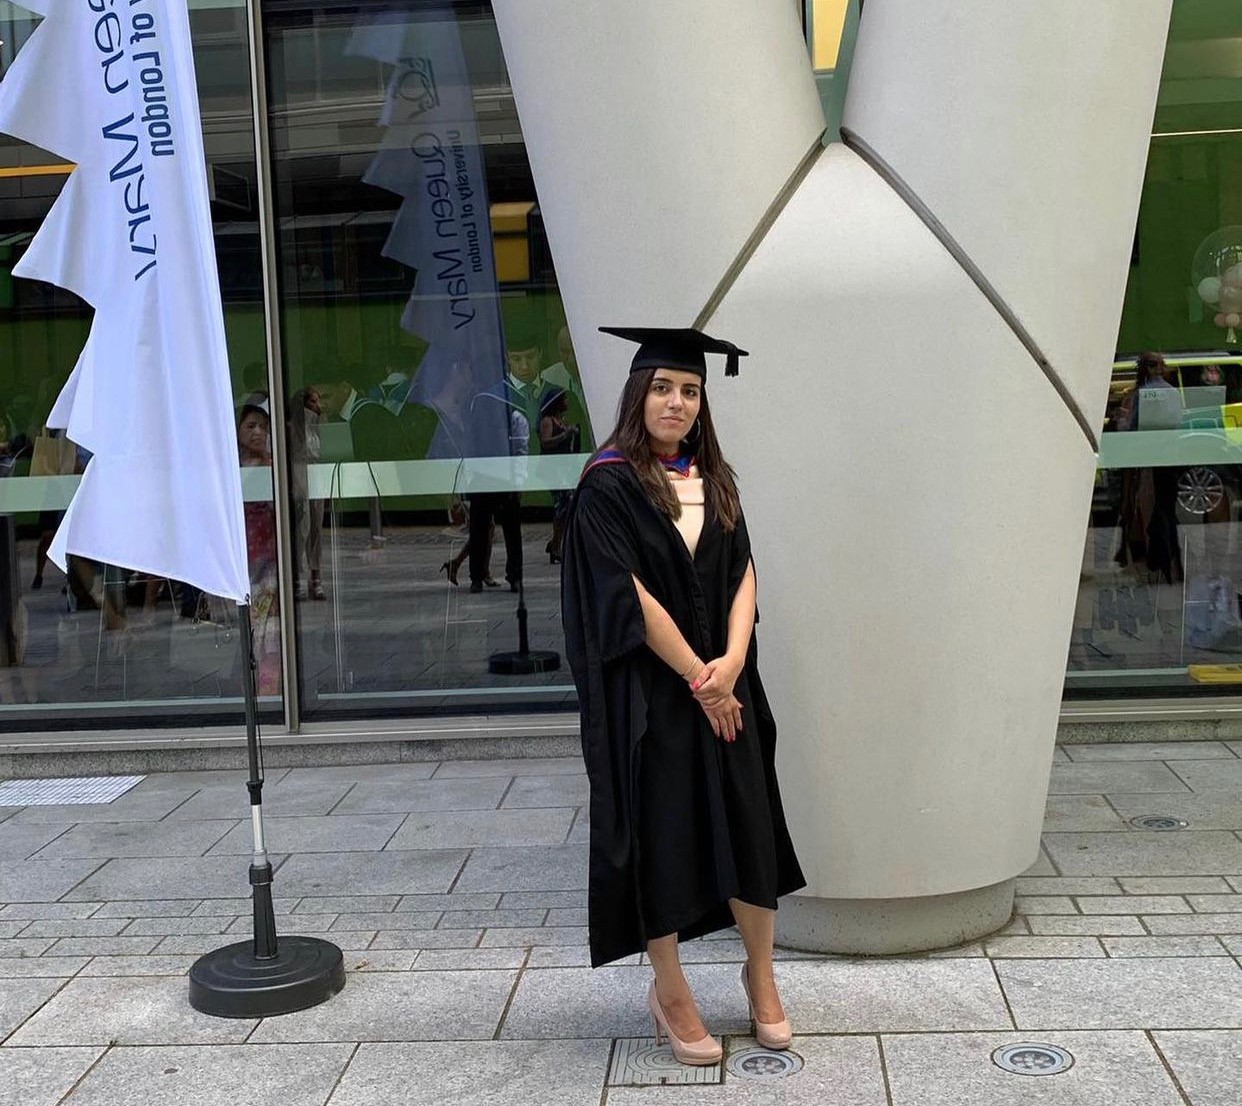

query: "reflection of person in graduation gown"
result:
(561, 327), (804, 1066)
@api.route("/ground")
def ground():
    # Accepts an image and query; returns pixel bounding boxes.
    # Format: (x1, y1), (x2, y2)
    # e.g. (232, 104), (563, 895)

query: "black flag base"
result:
(189, 934), (345, 1019)
(487, 579), (560, 675)
(189, 604), (345, 1019)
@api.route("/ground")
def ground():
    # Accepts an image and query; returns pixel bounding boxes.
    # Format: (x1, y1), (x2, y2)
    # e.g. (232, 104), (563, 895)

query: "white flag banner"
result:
(348, 13), (510, 460)
(0, 0), (250, 602)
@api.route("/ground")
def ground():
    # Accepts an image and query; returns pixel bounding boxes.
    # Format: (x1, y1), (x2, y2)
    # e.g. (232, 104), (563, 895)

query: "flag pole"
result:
(188, 604), (345, 1017)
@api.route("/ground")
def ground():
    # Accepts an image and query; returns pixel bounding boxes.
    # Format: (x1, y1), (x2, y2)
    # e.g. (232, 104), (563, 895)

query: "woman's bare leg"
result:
(728, 899), (785, 1023)
(646, 933), (711, 1043)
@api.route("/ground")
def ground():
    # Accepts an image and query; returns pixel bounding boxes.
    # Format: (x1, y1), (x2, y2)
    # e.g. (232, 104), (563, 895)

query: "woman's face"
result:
(644, 368), (702, 453)
(239, 411), (270, 457)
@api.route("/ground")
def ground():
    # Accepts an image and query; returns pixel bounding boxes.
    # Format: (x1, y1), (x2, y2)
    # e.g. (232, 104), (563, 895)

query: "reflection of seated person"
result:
(503, 323), (590, 453)
(316, 366), (439, 548)
(238, 396), (282, 695)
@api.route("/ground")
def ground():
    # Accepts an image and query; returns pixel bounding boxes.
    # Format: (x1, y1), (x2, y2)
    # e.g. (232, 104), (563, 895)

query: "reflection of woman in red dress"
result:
(238, 397), (281, 696)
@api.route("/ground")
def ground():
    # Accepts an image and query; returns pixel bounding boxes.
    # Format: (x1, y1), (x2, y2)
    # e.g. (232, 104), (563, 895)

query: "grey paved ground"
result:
(1, 743), (1242, 1102)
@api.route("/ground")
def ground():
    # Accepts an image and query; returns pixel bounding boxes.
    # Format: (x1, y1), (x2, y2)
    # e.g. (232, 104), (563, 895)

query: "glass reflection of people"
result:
(317, 365), (438, 549)
(238, 395), (281, 695)
(539, 387), (579, 564)
(466, 392), (527, 594)
(561, 327), (804, 1066)
(289, 387), (325, 600)
(502, 320), (589, 452)
(1115, 352), (1182, 583)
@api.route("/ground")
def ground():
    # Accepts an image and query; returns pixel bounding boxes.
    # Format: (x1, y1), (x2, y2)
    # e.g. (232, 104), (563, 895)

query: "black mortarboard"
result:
(598, 326), (749, 379)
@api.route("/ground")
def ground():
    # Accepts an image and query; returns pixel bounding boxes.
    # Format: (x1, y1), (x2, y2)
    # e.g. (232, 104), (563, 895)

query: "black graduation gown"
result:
(561, 459), (805, 967)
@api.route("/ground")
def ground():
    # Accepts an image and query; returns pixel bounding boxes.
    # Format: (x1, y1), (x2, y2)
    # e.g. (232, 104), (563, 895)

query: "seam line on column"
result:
(693, 130), (829, 332)
(841, 126), (1100, 453)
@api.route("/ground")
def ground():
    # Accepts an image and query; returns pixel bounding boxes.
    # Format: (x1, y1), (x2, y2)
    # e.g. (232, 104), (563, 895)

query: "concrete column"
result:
(494, 0), (1174, 952)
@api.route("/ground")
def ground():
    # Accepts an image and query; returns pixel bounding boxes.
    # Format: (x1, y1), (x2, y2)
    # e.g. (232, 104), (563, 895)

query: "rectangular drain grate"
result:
(0, 775), (145, 806)
(608, 1038), (721, 1086)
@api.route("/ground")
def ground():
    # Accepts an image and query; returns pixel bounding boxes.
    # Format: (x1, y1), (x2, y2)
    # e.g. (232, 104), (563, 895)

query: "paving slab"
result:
(9, 792), (196, 825)
(94, 901), (200, 919)
(997, 957), (1242, 1029)
(63, 1043), (353, 1106)
(1013, 896), (1077, 915)
(62, 857), (282, 902)
(345, 950), (420, 972)
(129, 769), (290, 794)
(883, 1030), (1183, 1105)
(1118, 876), (1233, 895)
(190, 898), (296, 917)
(206, 815), (403, 856)
(79, 955), (198, 976)
(0, 824), (73, 861)
(1047, 762), (1190, 794)
(386, 808), (576, 849)
(122, 917), (235, 936)
(47, 937), (162, 957)
(1066, 741), (1237, 761)
(0, 860), (103, 903)
(6, 976), (255, 1046)
(1187, 893), (1242, 911)
(369, 929), (481, 951)
(411, 948), (528, 971)
(437, 909), (544, 929)
(499, 891), (585, 910)
(1143, 913), (1242, 935)
(1101, 936), (1228, 957)
(432, 758), (584, 778)
(453, 846), (588, 892)
(34, 821), (236, 860)
(1076, 895), (1189, 915)
(281, 762), (437, 784)
(983, 937), (1105, 958)
(500, 775), (590, 808)
(1021, 849), (1057, 877)
(0, 938), (54, 958)
(1026, 916), (1145, 936)
(480, 926), (588, 947)
(248, 969), (517, 1043)
(328, 912), (437, 932)
(1107, 792), (1242, 830)
(1042, 796), (1128, 833)
(0, 903), (103, 921)
(0, 957), (87, 978)
(395, 893), (502, 912)
(1152, 1029), (1242, 1106)
(332, 778), (509, 815)
(292, 895), (401, 914)
(272, 850), (467, 897)
(503, 959), (1011, 1039)
(1015, 878), (1121, 896)
(0, 977), (67, 1039)
(1165, 759), (1242, 792)
(0, 1046), (102, 1106)
(19, 919), (128, 938)
(165, 779), (354, 820)
(1042, 831), (1242, 875)
(328, 1039), (607, 1106)
(607, 1034), (887, 1106)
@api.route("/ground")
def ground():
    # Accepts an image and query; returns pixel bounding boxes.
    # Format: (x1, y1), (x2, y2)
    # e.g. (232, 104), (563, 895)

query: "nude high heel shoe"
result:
(741, 963), (792, 1051)
(647, 981), (722, 1066)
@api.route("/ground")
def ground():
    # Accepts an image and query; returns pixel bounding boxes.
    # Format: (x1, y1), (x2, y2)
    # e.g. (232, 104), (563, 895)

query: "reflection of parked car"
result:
(1099, 353), (1242, 524)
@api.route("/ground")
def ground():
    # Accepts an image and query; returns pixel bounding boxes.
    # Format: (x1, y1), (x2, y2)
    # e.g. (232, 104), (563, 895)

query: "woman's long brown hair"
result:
(588, 368), (742, 531)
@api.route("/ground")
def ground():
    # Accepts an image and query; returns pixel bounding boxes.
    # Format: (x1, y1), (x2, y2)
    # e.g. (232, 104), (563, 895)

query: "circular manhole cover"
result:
(726, 1048), (803, 1080)
(992, 1043), (1074, 1076)
(1129, 816), (1189, 831)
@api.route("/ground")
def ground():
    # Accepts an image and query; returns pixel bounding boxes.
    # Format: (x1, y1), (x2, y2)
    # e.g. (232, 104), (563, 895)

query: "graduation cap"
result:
(598, 326), (749, 379)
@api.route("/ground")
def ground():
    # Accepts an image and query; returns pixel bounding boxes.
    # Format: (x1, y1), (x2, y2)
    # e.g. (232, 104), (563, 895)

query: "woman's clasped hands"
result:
(689, 657), (744, 743)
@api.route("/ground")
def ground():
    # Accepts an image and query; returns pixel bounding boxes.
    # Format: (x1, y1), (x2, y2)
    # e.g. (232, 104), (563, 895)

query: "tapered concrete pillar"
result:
(494, 0), (1174, 952)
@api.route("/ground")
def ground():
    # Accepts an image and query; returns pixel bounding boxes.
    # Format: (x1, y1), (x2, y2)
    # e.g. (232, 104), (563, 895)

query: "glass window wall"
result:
(263, 1), (592, 720)
(1067, 0), (1242, 698)
(0, 0), (269, 727)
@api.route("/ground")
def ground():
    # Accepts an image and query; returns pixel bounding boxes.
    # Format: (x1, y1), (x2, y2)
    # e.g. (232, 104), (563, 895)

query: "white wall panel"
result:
(491, 0), (826, 431)
(842, 0), (1173, 432)
(709, 147), (1096, 896)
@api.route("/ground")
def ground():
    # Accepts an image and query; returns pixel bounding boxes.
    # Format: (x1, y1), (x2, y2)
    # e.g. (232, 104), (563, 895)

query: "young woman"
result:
(237, 396), (281, 696)
(561, 327), (805, 1066)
